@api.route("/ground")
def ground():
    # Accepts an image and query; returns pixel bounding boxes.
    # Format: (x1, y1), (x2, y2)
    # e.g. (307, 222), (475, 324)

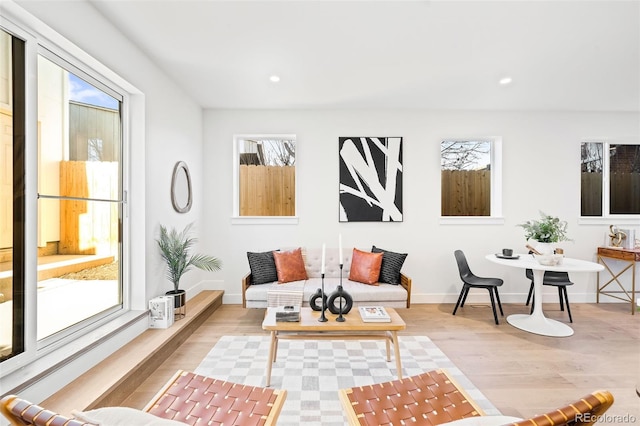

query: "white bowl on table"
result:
(534, 253), (564, 266)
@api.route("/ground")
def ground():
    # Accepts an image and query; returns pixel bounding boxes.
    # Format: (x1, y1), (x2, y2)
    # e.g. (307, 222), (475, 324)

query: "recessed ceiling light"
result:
(499, 77), (512, 85)
(269, 75), (280, 83)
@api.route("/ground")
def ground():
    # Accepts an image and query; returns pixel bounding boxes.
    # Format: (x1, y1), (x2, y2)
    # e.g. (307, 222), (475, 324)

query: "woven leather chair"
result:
(339, 369), (614, 426)
(0, 395), (95, 425)
(339, 369), (485, 425)
(1, 370), (287, 426)
(144, 370), (286, 425)
(452, 250), (504, 325)
(509, 390), (614, 426)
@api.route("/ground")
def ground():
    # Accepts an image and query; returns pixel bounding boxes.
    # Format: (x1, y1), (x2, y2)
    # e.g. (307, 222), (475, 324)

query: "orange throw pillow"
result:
(273, 248), (308, 283)
(349, 248), (382, 285)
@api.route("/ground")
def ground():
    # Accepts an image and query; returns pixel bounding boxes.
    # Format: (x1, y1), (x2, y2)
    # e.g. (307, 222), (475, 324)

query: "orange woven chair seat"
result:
(144, 370), (286, 426)
(509, 390), (614, 426)
(1, 370), (286, 426)
(339, 369), (485, 425)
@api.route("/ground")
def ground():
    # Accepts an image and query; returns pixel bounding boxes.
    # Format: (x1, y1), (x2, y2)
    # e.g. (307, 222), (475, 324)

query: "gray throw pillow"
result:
(247, 250), (278, 284)
(372, 245), (407, 285)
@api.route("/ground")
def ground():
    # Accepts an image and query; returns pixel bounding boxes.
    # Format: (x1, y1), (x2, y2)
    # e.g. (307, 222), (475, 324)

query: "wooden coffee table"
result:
(262, 307), (406, 386)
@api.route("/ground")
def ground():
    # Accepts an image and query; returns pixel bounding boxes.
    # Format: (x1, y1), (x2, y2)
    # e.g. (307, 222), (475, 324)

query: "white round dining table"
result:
(485, 253), (604, 337)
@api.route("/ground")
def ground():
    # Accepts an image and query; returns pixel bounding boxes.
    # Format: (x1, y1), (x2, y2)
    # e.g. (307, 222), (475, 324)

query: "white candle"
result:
(339, 234), (343, 263)
(321, 243), (326, 274)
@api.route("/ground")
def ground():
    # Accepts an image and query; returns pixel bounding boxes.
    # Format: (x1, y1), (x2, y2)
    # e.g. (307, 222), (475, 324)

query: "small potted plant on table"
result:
(518, 211), (570, 255)
(157, 223), (222, 319)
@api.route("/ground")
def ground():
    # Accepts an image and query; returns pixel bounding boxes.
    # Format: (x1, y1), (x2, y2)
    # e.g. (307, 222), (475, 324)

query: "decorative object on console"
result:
(348, 248), (383, 285)
(608, 225), (636, 249)
(518, 211), (570, 254)
(273, 247), (308, 283)
(339, 137), (403, 222)
(371, 245), (408, 284)
(157, 223), (222, 319)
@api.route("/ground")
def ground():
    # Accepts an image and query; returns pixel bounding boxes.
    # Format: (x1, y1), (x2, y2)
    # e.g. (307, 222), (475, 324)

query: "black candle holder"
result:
(318, 273), (328, 322)
(336, 263), (345, 322)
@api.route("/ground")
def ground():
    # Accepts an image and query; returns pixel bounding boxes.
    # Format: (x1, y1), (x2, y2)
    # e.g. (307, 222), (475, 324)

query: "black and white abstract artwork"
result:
(339, 136), (403, 222)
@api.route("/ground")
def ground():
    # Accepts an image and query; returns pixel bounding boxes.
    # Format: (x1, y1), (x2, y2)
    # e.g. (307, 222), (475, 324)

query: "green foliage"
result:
(518, 211), (571, 243)
(157, 223), (222, 291)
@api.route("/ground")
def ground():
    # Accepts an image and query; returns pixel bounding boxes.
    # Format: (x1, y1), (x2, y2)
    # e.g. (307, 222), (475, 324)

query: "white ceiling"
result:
(87, 0), (639, 111)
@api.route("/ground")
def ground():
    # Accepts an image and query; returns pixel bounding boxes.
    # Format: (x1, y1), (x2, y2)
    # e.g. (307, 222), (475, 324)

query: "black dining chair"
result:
(525, 268), (574, 323)
(452, 250), (504, 325)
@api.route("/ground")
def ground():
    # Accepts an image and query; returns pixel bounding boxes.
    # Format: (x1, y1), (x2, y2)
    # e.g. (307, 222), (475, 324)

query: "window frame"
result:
(231, 133), (299, 225)
(439, 136), (504, 225)
(0, 6), (136, 377)
(579, 139), (640, 226)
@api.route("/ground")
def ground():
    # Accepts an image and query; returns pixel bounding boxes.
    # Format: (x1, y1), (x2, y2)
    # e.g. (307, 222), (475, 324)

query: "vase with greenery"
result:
(157, 223), (222, 311)
(518, 211), (570, 254)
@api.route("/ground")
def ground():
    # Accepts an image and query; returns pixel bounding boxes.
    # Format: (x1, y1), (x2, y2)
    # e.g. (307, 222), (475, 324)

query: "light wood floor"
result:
(122, 302), (639, 423)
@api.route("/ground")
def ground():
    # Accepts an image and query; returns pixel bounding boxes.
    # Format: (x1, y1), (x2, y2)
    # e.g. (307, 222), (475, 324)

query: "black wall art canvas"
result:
(339, 137), (403, 222)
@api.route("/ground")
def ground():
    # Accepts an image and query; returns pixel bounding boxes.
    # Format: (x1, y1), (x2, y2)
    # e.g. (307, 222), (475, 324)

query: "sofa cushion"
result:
(372, 245), (407, 285)
(273, 248), (308, 283)
(247, 250), (278, 284)
(348, 248), (382, 285)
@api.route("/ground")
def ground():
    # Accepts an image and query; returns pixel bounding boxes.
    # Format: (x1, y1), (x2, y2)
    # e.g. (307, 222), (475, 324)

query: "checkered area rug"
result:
(194, 335), (500, 426)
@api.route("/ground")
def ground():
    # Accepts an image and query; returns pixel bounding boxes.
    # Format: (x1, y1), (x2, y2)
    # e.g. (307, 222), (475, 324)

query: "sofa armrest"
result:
(400, 273), (412, 308)
(242, 273), (252, 308)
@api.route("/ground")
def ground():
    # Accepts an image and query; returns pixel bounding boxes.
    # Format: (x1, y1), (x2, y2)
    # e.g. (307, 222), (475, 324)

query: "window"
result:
(232, 134), (297, 224)
(1, 20), (128, 366)
(581, 142), (640, 217)
(36, 53), (123, 342)
(440, 138), (502, 220)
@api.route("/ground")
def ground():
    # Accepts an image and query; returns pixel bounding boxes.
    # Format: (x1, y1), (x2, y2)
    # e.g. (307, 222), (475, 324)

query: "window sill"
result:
(231, 216), (299, 225)
(578, 217), (640, 226)
(439, 216), (505, 225)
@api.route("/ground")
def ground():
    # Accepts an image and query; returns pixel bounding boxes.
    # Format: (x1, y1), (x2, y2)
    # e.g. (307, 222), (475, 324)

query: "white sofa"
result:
(242, 247), (411, 309)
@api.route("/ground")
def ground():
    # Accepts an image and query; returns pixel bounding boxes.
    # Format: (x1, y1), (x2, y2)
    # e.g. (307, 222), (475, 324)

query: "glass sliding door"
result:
(36, 53), (123, 341)
(0, 28), (23, 361)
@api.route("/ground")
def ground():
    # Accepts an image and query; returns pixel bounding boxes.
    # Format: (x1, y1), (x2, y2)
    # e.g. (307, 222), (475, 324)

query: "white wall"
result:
(203, 109), (639, 305)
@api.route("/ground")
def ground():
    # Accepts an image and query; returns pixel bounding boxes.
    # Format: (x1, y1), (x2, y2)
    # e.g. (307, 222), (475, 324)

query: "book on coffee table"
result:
(358, 306), (391, 322)
(274, 305), (301, 322)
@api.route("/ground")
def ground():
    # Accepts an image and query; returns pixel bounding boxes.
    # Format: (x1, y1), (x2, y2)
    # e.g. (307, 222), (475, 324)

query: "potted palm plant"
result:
(157, 223), (222, 318)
